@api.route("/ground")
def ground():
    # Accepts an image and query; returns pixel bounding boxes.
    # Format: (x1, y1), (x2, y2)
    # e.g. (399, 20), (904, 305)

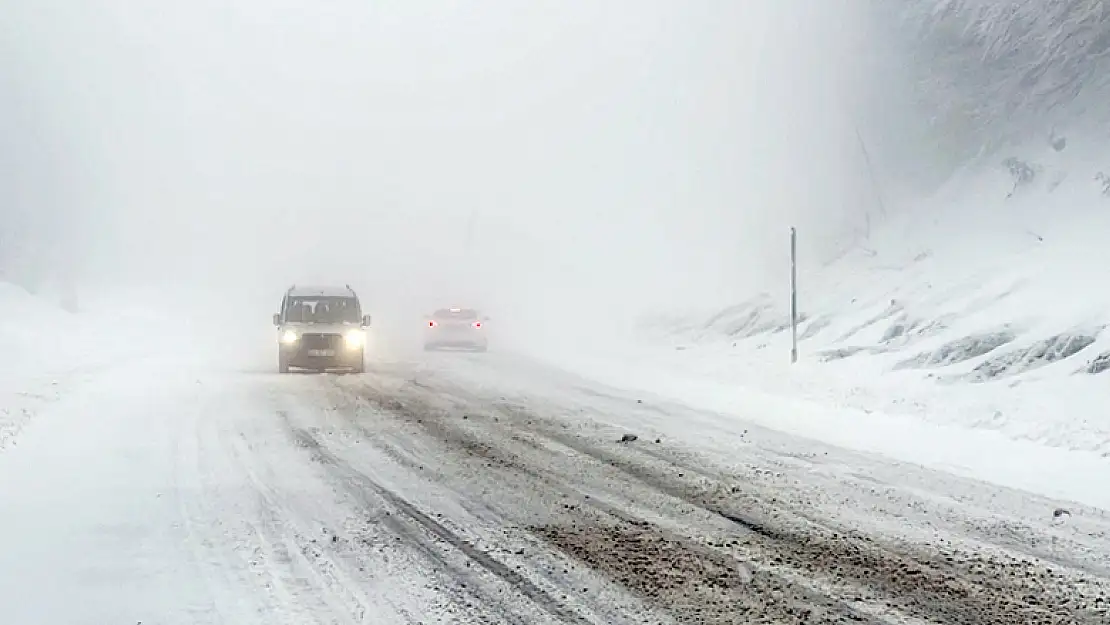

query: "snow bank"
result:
(0, 282), (184, 449)
(546, 140), (1110, 508)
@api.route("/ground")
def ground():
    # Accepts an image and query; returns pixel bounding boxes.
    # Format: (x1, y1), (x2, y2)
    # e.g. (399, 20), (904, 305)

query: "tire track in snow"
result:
(170, 396), (327, 625)
(221, 426), (384, 625)
(322, 377), (896, 624)
(223, 400), (475, 625)
(273, 378), (560, 625)
(569, 382), (1110, 578)
(173, 382), (439, 625)
(285, 420), (597, 625)
(325, 370), (1109, 625)
(493, 399), (1110, 625)
(321, 382), (893, 623)
(170, 407), (257, 625)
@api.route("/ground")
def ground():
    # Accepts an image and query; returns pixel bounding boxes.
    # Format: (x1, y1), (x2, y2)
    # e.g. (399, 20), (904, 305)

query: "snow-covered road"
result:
(1, 347), (1108, 624)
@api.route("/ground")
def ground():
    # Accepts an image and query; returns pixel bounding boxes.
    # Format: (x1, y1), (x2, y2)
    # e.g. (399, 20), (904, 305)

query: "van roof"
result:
(286, 285), (357, 298)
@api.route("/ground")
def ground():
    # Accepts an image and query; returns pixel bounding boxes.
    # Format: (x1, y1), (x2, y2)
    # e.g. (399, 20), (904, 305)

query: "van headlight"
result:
(344, 330), (365, 348)
(280, 330), (299, 344)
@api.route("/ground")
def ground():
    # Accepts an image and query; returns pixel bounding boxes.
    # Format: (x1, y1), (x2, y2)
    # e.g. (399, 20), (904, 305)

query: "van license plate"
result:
(309, 349), (335, 357)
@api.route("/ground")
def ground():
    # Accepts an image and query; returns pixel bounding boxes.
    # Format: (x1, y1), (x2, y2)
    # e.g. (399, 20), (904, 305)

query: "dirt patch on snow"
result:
(534, 519), (864, 624)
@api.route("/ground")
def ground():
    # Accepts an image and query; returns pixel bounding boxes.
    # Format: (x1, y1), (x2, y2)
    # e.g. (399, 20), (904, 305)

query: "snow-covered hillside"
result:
(0, 283), (114, 449)
(674, 0), (1110, 452)
(0, 282), (247, 450)
(575, 137), (1110, 509)
(575, 0), (1110, 502)
(880, 0), (1110, 166)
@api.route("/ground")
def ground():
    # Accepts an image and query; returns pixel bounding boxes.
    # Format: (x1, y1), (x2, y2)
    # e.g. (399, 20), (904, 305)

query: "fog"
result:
(2, 1), (879, 351)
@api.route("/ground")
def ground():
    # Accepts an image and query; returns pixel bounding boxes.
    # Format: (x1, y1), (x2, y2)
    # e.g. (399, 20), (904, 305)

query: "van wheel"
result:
(278, 352), (290, 374)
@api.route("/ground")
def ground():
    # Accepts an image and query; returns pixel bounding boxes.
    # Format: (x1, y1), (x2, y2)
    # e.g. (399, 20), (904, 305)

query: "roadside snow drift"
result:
(0, 283), (123, 448)
(539, 140), (1110, 510)
(0, 283), (232, 450)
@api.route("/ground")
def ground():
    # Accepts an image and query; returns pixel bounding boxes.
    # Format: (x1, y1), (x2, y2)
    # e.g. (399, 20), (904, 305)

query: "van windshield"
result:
(285, 296), (360, 323)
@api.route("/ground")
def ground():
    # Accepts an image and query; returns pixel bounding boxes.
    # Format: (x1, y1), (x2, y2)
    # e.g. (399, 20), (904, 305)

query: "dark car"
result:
(273, 285), (372, 373)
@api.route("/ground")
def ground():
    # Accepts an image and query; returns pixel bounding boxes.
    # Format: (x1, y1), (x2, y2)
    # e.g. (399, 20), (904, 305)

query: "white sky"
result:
(2, 0), (877, 329)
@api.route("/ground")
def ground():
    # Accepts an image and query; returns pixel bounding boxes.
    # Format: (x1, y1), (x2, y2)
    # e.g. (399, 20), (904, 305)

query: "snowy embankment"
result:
(538, 143), (1110, 509)
(0, 283), (187, 449)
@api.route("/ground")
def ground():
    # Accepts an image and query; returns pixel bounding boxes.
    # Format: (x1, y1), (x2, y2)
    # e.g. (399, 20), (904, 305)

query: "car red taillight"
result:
(428, 320), (437, 327)
(472, 321), (482, 329)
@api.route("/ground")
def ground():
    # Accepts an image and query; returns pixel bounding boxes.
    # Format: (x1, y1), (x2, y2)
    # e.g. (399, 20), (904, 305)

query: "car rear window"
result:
(433, 308), (478, 320)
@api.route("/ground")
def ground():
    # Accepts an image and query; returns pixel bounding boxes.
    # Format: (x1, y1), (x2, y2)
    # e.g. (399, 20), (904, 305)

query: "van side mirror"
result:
(361, 314), (372, 328)
(273, 313), (282, 326)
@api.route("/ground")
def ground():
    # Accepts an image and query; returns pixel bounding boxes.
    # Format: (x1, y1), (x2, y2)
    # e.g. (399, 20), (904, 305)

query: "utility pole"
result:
(790, 227), (798, 364)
